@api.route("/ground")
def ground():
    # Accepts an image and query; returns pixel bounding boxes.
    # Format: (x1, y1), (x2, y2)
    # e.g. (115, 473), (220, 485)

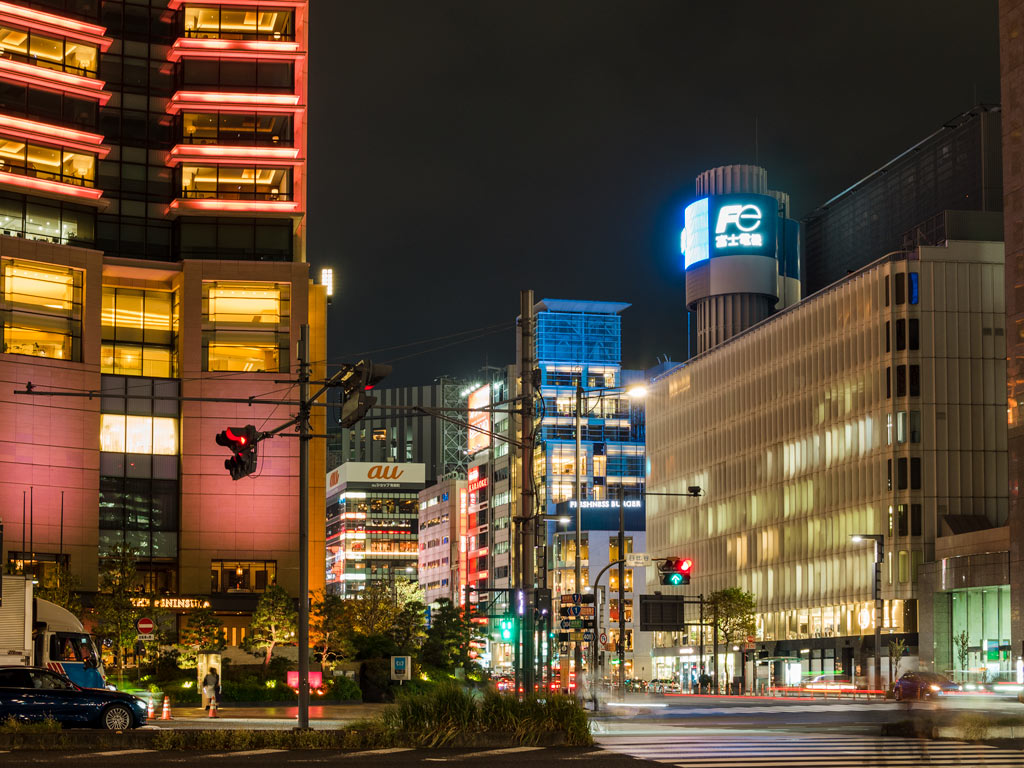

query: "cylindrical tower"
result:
(681, 165), (801, 354)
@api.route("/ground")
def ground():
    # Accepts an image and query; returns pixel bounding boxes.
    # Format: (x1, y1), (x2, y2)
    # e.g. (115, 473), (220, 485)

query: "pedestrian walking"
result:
(202, 666), (220, 711)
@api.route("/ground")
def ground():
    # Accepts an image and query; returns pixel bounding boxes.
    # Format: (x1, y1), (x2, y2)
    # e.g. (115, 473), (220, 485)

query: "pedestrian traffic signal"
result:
(338, 360), (392, 428)
(499, 618), (515, 642)
(215, 425), (258, 480)
(659, 557), (693, 585)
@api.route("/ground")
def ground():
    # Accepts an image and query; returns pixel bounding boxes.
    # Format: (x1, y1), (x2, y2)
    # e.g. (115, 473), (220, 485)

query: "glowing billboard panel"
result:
(467, 385), (491, 455)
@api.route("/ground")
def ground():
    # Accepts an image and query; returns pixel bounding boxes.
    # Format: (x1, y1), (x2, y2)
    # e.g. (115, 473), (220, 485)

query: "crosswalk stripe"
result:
(354, 748), (414, 754)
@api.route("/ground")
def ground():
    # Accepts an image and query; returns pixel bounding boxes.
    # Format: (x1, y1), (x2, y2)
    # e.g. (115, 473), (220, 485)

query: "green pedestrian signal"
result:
(499, 618), (514, 641)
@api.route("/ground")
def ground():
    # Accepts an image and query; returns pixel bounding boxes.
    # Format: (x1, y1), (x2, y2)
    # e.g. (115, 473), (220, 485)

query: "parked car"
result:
(892, 671), (961, 700)
(802, 674), (856, 691)
(0, 666), (148, 729)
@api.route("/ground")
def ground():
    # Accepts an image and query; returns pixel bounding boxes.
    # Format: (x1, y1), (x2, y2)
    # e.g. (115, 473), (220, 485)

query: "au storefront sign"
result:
(326, 462), (426, 494)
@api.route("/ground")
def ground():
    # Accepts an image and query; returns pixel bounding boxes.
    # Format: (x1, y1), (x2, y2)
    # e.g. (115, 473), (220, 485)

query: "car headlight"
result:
(929, 684), (941, 692)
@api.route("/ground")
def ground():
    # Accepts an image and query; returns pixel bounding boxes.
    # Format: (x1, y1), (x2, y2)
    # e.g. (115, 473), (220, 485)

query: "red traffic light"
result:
(678, 558), (693, 574)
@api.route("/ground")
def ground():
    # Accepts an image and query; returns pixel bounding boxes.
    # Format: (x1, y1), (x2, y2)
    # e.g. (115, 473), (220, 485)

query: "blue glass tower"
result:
(532, 299), (646, 521)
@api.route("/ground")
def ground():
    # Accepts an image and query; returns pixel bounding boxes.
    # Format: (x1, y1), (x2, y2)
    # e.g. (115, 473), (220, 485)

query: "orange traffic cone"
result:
(207, 698), (218, 718)
(147, 697), (155, 719)
(161, 696), (172, 720)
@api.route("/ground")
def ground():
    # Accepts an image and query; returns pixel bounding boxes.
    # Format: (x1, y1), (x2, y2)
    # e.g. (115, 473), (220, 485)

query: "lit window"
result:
(102, 287), (177, 378)
(202, 281), (289, 372)
(100, 415), (178, 455)
(1, 257), (81, 359)
(183, 5), (295, 40)
(0, 24), (98, 77)
(0, 137), (96, 187)
(180, 164), (291, 200)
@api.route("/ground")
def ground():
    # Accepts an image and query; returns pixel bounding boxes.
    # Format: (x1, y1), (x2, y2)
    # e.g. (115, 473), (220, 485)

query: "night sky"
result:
(308, 1), (999, 386)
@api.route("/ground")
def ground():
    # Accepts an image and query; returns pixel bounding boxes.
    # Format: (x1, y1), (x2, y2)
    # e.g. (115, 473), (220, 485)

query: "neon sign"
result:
(681, 193), (777, 269)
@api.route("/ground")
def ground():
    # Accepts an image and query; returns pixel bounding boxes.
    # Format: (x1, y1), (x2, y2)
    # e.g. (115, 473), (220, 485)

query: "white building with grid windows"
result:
(646, 239), (1006, 690)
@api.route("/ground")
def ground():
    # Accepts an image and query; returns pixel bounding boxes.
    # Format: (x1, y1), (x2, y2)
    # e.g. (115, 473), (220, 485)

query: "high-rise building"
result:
(325, 462), (425, 597)
(802, 106), (1002, 295)
(417, 475), (467, 606)
(326, 379), (468, 484)
(0, 0), (321, 645)
(647, 238), (1006, 689)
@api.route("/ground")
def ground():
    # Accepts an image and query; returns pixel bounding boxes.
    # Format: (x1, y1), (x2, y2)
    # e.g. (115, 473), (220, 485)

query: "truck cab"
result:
(33, 600), (105, 689)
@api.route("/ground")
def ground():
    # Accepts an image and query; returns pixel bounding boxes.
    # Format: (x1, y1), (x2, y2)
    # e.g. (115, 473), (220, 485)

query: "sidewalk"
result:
(155, 702), (388, 729)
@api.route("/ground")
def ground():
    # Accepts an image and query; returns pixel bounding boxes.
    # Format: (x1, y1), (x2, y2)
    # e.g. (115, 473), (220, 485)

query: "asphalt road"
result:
(0, 747), (639, 767)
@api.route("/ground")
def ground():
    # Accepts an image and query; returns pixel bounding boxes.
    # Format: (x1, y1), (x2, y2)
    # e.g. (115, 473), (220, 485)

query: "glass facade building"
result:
(646, 240), (1006, 688)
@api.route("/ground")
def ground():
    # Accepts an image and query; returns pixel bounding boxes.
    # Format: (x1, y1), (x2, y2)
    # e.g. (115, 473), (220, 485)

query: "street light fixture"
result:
(851, 533), (885, 690)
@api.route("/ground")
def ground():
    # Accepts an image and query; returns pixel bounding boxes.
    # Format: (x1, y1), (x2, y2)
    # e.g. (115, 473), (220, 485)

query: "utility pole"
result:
(519, 290), (535, 693)
(574, 382), (583, 692)
(297, 324), (311, 730)
(617, 483), (625, 694)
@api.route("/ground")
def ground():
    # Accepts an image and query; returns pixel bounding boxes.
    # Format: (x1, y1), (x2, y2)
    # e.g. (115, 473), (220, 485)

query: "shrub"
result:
(0, 716), (61, 733)
(957, 713), (991, 742)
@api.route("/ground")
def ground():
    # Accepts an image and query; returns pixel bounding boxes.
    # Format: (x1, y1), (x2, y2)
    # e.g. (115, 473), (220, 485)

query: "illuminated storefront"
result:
(325, 462), (425, 596)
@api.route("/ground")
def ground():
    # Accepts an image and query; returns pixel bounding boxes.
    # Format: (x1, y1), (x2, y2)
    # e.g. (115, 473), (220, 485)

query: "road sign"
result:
(625, 553), (651, 567)
(559, 619), (594, 630)
(560, 593), (595, 604)
(136, 634), (155, 642)
(558, 631), (585, 642)
(599, 632), (608, 644)
(583, 631), (594, 642)
(135, 617), (155, 635)
(559, 605), (594, 617)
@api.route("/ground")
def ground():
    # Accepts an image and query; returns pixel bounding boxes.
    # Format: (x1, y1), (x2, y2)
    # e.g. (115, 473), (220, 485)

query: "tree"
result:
(419, 598), (477, 674)
(34, 562), (82, 618)
(92, 544), (142, 677)
(348, 580), (427, 654)
(889, 637), (908, 684)
(954, 629), (970, 682)
(706, 587), (757, 644)
(310, 590), (353, 664)
(176, 606), (226, 670)
(242, 585), (297, 669)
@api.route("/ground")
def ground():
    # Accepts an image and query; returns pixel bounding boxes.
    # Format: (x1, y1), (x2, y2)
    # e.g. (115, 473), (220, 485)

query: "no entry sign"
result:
(135, 617), (155, 635)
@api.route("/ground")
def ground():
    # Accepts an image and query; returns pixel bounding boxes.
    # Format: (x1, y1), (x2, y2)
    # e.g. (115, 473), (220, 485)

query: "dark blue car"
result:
(0, 666), (148, 729)
(893, 671), (961, 700)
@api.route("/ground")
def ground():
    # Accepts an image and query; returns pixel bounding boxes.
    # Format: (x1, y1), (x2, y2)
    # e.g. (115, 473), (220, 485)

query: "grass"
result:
(0, 717), (61, 734)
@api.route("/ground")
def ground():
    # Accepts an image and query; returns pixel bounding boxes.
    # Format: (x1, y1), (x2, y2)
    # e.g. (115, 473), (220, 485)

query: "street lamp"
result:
(573, 381), (647, 695)
(852, 533), (884, 690)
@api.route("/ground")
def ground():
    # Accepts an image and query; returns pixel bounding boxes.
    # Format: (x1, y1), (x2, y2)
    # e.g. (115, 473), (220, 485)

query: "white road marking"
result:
(211, 749), (286, 757)
(71, 750), (155, 757)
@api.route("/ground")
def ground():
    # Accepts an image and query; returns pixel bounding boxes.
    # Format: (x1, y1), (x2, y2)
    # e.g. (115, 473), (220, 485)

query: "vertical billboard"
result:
(467, 385), (491, 455)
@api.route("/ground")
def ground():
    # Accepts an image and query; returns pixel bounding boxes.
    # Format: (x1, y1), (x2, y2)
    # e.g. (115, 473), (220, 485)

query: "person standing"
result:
(202, 667), (220, 711)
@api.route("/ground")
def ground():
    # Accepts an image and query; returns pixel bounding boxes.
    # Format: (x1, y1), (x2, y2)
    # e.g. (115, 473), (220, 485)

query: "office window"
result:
(609, 536), (633, 561)
(0, 24), (98, 77)
(895, 319), (906, 351)
(909, 318), (919, 350)
(887, 459), (893, 491)
(885, 321), (890, 353)
(180, 164), (291, 201)
(897, 457), (908, 490)
(908, 273), (919, 305)
(897, 504), (908, 537)
(202, 281), (289, 372)
(101, 287), (177, 378)
(909, 411), (921, 443)
(181, 111), (294, 146)
(898, 551), (910, 583)
(910, 504), (922, 536)
(896, 411), (907, 443)
(910, 457), (921, 490)
(896, 365), (907, 397)
(909, 365), (920, 396)
(210, 560), (277, 593)
(886, 367), (891, 399)
(0, 136), (96, 187)
(183, 5), (295, 40)
(0, 257), (81, 359)
(895, 272), (905, 305)
(100, 414), (178, 455)
(884, 276), (890, 307)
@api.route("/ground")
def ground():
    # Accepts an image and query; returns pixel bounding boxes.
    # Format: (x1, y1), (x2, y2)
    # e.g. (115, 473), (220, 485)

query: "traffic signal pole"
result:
(296, 324), (311, 730)
(519, 290), (536, 694)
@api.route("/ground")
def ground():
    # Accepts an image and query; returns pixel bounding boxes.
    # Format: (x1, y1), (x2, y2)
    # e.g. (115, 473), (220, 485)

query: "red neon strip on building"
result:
(167, 198), (301, 214)
(0, 114), (108, 156)
(168, 38), (302, 62)
(168, 0), (305, 8)
(168, 145), (301, 164)
(0, 173), (103, 201)
(168, 91), (302, 109)
(0, 1), (110, 40)
(0, 58), (111, 104)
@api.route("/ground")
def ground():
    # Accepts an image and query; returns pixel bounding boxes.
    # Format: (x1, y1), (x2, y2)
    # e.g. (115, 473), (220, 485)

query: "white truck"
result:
(0, 575), (106, 688)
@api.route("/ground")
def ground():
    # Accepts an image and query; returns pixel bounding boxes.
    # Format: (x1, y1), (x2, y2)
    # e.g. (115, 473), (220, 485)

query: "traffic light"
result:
(338, 360), (392, 428)
(659, 557), (693, 586)
(215, 425), (258, 480)
(499, 618), (515, 642)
